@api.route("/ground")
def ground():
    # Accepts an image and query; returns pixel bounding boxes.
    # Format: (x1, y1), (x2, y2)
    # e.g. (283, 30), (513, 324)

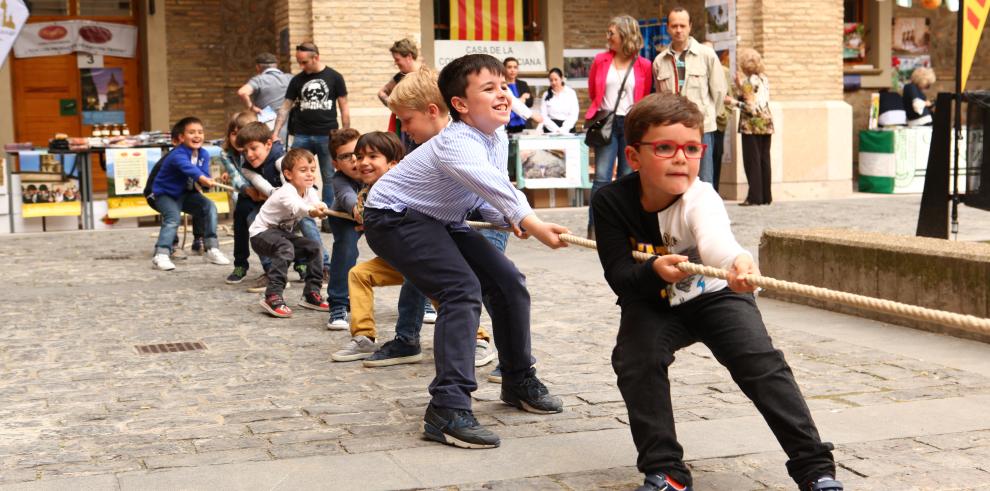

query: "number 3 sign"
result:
(77, 51), (104, 68)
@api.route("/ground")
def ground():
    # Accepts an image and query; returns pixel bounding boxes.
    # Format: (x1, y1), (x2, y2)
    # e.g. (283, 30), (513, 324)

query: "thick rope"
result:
(258, 206), (990, 334)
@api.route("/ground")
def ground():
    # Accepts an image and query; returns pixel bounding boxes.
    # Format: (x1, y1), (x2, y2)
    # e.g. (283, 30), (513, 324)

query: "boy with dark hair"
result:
(591, 92), (842, 491)
(250, 148), (331, 317)
(237, 122), (330, 292)
(363, 54), (567, 449)
(325, 127), (363, 328)
(150, 116), (230, 271)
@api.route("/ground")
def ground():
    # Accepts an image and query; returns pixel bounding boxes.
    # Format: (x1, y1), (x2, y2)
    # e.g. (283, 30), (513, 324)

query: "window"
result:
(844, 0), (868, 64)
(24, 0), (69, 15)
(79, 0), (132, 17)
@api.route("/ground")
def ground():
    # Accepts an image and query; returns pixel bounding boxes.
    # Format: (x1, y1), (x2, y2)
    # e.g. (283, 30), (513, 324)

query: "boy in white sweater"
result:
(250, 148), (331, 317)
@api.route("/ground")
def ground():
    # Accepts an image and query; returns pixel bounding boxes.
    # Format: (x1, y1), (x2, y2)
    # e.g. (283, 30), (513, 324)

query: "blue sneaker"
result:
(423, 403), (499, 449)
(363, 337), (423, 367)
(806, 476), (843, 491)
(487, 365), (502, 384)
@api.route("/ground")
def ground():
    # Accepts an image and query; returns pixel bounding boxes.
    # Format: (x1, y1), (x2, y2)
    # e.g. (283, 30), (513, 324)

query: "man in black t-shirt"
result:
(272, 42), (350, 206)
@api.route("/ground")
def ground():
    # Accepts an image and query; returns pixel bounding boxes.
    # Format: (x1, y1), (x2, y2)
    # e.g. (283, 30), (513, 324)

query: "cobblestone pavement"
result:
(1, 194), (989, 489)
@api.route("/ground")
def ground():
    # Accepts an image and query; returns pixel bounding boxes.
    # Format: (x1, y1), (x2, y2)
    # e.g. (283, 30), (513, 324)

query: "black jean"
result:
(612, 289), (835, 487)
(742, 134), (772, 204)
(232, 193), (257, 270)
(249, 228), (323, 297)
(711, 129), (725, 192)
(363, 207), (536, 410)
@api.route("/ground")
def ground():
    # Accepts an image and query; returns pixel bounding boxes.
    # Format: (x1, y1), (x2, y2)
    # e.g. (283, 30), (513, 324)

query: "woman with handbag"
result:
(585, 14), (654, 239)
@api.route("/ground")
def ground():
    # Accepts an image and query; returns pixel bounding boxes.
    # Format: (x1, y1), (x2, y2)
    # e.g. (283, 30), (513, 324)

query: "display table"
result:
(510, 134), (590, 208)
(859, 127), (968, 194)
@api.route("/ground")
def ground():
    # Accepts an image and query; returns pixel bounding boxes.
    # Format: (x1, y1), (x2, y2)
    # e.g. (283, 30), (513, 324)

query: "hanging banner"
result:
(449, 0), (523, 41)
(13, 20), (138, 59)
(0, 0), (28, 67)
(962, 0), (990, 91)
(435, 40), (545, 71)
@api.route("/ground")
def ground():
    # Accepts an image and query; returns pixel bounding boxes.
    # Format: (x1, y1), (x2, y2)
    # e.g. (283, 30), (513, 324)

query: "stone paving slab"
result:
(1, 195), (990, 489)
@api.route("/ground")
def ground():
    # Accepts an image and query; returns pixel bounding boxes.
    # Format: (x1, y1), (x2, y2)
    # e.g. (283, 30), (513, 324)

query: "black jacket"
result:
(591, 172), (670, 304)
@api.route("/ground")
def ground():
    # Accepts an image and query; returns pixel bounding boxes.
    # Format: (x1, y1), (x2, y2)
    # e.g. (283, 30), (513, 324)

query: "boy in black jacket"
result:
(591, 93), (841, 491)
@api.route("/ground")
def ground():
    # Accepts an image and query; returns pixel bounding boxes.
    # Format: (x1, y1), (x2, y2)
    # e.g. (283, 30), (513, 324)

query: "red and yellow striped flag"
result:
(962, 0), (990, 91)
(449, 0), (524, 41)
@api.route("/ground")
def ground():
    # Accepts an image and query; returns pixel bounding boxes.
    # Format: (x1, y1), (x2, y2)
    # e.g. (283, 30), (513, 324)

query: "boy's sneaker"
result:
(326, 307), (349, 330)
(246, 273), (268, 293)
(259, 293), (292, 318)
(170, 248), (188, 260)
(806, 476), (843, 491)
(423, 403), (500, 449)
(487, 365), (502, 384)
(293, 264), (307, 281)
(363, 338), (423, 367)
(501, 374), (562, 414)
(299, 291), (329, 311)
(423, 303), (438, 324)
(225, 266), (248, 284)
(190, 237), (204, 255)
(204, 248), (231, 265)
(475, 339), (496, 367)
(152, 253), (176, 271)
(636, 473), (691, 491)
(331, 336), (377, 362)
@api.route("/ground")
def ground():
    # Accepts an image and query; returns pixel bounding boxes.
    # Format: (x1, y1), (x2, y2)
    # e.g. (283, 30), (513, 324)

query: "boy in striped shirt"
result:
(363, 54), (568, 449)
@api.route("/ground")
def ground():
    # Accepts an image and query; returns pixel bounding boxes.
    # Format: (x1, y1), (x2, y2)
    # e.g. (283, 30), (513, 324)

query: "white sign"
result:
(77, 51), (104, 68)
(515, 135), (589, 190)
(14, 20), (138, 59)
(0, 0), (29, 67)
(435, 40), (546, 72)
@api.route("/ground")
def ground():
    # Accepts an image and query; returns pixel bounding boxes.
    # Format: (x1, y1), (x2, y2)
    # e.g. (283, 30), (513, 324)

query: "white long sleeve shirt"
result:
(657, 179), (751, 306)
(249, 184), (321, 237)
(539, 85), (580, 133)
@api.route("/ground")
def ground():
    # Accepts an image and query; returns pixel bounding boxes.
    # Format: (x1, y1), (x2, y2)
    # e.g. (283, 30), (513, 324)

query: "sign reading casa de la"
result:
(435, 40), (546, 72)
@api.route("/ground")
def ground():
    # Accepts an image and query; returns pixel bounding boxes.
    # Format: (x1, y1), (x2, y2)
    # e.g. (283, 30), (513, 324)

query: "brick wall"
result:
(758, 0), (843, 101)
(166, 0), (277, 137)
(310, 0), (422, 131)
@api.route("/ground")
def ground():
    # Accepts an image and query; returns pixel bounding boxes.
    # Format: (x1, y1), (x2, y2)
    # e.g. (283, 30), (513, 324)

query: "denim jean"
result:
(327, 215), (362, 310)
(296, 216), (330, 268)
(698, 131), (716, 185)
(154, 192), (217, 256)
(588, 115), (630, 227)
(291, 134), (334, 206)
(396, 227), (510, 345)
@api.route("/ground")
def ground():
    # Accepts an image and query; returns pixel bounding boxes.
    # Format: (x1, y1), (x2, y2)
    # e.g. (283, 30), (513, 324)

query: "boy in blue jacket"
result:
(150, 117), (230, 271)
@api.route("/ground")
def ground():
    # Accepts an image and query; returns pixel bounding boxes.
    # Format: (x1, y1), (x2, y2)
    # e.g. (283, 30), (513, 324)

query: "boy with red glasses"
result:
(591, 93), (842, 491)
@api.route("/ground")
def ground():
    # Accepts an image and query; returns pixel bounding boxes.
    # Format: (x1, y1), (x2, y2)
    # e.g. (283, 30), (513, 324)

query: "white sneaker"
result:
(326, 308), (349, 330)
(475, 339), (497, 367)
(423, 310), (437, 324)
(152, 253), (176, 271)
(330, 336), (377, 362)
(204, 248), (230, 265)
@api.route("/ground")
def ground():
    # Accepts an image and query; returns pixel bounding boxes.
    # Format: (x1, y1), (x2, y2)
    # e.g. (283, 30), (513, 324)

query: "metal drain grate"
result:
(94, 254), (133, 261)
(135, 342), (207, 354)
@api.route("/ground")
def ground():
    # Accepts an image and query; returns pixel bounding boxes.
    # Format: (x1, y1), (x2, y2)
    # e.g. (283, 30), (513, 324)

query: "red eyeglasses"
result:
(635, 140), (707, 160)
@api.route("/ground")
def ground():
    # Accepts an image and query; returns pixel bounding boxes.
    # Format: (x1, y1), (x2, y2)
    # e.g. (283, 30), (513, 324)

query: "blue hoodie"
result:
(151, 144), (211, 199)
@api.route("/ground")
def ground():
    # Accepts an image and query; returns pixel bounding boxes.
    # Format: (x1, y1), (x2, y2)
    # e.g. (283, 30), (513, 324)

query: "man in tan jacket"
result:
(653, 7), (727, 186)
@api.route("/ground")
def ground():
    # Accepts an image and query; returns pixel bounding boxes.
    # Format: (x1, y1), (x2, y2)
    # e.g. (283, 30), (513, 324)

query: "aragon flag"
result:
(961, 0), (990, 91)
(449, 0), (524, 41)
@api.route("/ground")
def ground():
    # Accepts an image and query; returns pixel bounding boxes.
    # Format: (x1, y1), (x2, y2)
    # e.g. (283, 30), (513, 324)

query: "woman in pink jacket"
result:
(585, 14), (654, 239)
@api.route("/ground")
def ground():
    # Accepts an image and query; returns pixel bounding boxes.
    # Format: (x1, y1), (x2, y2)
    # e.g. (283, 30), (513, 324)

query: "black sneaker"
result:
(501, 374), (563, 414)
(293, 264), (307, 281)
(423, 403), (500, 449)
(636, 473), (691, 491)
(362, 338), (423, 367)
(225, 266), (248, 284)
(806, 476), (843, 491)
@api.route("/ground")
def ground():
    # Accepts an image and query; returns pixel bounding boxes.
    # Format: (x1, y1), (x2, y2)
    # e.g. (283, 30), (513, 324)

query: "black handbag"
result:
(584, 63), (634, 148)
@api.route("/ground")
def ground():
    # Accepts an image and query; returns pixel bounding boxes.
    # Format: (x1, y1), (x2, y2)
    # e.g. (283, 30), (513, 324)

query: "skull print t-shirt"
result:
(285, 66), (348, 135)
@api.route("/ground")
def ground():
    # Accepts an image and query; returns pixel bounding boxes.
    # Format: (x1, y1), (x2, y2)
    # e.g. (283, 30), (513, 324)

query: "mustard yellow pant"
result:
(348, 256), (490, 341)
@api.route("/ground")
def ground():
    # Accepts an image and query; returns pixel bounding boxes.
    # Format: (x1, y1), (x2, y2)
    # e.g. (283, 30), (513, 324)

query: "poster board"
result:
(513, 135), (590, 190)
(14, 151), (82, 218)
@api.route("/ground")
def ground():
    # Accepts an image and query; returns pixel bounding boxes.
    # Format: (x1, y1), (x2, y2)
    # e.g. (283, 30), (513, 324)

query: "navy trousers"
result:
(363, 207), (536, 410)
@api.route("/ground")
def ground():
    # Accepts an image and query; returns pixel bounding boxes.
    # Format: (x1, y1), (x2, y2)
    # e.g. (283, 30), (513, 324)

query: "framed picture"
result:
(704, 0), (735, 42)
(514, 135), (590, 190)
(562, 49), (604, 89)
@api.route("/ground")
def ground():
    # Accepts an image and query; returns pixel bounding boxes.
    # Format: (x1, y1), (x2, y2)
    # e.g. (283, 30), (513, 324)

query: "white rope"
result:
(294, 211), (990, 334)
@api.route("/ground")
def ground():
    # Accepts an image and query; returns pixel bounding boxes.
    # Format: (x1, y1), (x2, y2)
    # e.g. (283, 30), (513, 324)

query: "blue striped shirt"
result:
(366, 121), (533, 228)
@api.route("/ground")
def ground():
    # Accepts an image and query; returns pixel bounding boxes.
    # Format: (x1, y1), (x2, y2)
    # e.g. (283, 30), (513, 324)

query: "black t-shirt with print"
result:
(285, 66), (348, 135)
